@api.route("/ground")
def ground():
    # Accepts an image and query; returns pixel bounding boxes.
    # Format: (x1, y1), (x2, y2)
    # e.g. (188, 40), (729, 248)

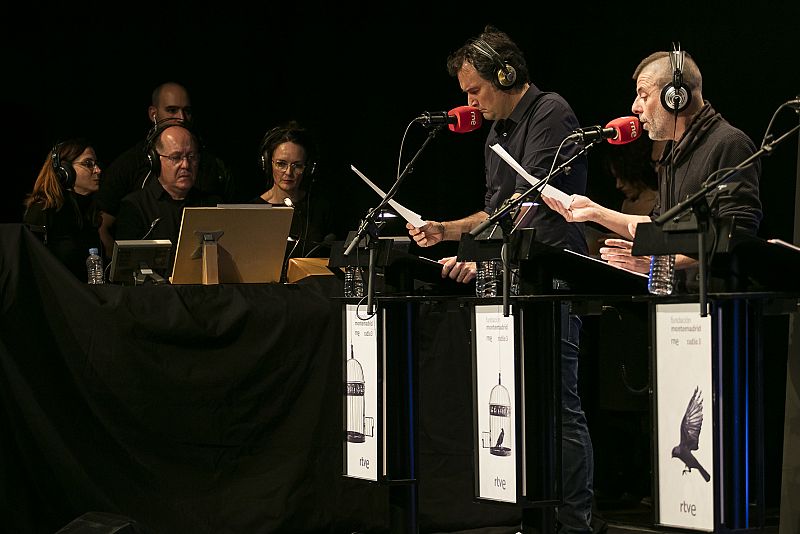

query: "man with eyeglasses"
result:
(96, 81), (235, 257)
(114, 124), (222, 263)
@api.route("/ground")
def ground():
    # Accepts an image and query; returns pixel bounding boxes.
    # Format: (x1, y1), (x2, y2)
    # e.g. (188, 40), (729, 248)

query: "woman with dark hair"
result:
(604, 137), (662, 217)
(250, 121), (334, 258)
(23, 138), (103, 280)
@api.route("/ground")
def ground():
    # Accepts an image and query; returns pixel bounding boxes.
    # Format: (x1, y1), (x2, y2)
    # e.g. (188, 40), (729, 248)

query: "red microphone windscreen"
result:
(448, 106), (483, 133)
(605, 116), (641, 145)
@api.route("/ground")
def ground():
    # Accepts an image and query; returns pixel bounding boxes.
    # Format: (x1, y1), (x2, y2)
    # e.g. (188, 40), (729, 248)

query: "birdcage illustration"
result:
(481, 372), (512, 456)
(345, 345), (374, 443)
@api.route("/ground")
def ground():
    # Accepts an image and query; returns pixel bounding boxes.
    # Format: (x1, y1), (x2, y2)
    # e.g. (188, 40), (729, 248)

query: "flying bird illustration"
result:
(671, 386), (711, 482)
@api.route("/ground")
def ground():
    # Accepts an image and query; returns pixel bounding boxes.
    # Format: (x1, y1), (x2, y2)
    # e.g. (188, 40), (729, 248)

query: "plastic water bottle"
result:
(344, 265), (364, 297)
(647, 254), (675, 295)
(475, 260), (502, 298)
(86, 247), (105, 285)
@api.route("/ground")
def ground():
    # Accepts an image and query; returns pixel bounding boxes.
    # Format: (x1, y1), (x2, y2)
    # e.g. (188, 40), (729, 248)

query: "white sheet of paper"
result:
(350, 165), (426, 228)
(490, 144), (574, 208)
(563, 249), (649, 278)
(768, 238), (800, 253)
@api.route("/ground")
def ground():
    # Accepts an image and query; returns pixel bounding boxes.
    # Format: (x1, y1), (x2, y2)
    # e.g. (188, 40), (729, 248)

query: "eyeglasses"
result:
(74, 159), (100, 170)
(158, 153), (199, 165)
(272, 159), (306, 173)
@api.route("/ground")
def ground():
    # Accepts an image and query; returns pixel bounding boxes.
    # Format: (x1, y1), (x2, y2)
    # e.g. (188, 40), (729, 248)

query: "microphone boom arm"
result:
(651, 121), (799, 317)
(469, 141), (594, 237)
(653, 123), (800, 226)
(344, 124), (444, 316)
(468, 140), (594, 318)
(344, 125), (443, 258)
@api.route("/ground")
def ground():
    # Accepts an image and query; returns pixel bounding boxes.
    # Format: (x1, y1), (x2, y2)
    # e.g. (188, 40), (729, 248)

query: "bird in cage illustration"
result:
(482, 372), (511, 457)
(345, 344), (374, 443)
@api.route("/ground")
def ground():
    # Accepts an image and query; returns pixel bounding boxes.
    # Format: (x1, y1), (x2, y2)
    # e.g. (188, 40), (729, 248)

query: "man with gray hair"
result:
(543, 48), (762, 293)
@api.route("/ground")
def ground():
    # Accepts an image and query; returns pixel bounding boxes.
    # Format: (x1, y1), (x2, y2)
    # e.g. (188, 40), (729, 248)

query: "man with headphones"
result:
(96, 82), (235, 257)
(406, 25), (594, 534)
(114, 121), (222, 269)
(541, 47), (762, 294)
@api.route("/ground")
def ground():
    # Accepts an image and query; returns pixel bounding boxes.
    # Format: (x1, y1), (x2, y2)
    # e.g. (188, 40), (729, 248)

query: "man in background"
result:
(96, 82), (234, 256)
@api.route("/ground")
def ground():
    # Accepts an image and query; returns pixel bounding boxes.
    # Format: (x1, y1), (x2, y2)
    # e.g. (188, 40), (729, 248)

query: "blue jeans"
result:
(558, 303), (594, 534)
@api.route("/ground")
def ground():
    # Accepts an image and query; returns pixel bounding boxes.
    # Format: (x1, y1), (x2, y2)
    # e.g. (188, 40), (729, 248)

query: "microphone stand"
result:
(469, 143), (595, 238)
(500, 223), (514, 317)
(344, 124), (445, 315)
(468, 142), (596, 317)
(653, 123), (800, 316)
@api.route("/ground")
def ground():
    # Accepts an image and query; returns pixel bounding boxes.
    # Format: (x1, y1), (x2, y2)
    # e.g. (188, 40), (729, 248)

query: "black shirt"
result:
(115, 176), (222, 252)
(484, 84), (588, 254)
(246, 190), (335, 258)
(96, 139), (235, 217)
(654, 102), (762, 292)
(654, 102), (762, 231)
(23, 191), (102, 280)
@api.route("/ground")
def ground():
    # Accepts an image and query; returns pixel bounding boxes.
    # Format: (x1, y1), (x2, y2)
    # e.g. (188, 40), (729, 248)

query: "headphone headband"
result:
(145, 118), (197, 148)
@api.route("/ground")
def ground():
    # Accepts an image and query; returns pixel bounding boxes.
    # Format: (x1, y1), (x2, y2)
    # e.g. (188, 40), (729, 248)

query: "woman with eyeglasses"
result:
(23, 138), (103, 280)
(250, 121), (335, 259)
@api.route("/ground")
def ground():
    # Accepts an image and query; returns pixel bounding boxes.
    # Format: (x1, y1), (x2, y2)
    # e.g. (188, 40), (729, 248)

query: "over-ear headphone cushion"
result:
(146, 147), (161, 177)
(51, 144), (77, 189)
(56, 164), (76, 189)
(259, 126), (282, 173)
(145, 125), (163, 177)
(661, 47), (692, 112)
(660, 82), (691, 112)
(497, 64), (516, 87)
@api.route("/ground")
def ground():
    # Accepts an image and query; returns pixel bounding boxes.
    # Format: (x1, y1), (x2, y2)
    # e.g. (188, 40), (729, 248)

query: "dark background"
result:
(2, 4), (798, 528)
(5, 4), (800, 251)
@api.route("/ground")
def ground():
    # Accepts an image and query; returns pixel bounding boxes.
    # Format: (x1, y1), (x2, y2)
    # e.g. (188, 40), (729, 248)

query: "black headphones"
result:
(660, 44), (692, 113)
(258, 124), (317, 177)
(144, 118), (199, 177)
(470, 37), (517, 88)
(50, 142), (76, 190)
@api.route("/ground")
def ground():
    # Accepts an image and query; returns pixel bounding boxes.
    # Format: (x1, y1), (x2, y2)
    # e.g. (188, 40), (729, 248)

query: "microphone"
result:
(605, 116), (641, 145)
(416, 106), (483, 133)
(303, 233), (337, 258)
(141, 217), (161, 239)
(567, 116), (641, 145)
(566, 125), (616, 142)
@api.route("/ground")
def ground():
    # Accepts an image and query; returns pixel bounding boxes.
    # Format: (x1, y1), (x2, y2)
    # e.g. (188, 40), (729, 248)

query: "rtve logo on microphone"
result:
(627, 118), (639, 139)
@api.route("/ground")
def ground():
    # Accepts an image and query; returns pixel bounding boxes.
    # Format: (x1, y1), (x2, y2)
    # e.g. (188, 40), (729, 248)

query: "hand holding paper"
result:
(350, 165), (426, 228)
(489, 144), (574, 208)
